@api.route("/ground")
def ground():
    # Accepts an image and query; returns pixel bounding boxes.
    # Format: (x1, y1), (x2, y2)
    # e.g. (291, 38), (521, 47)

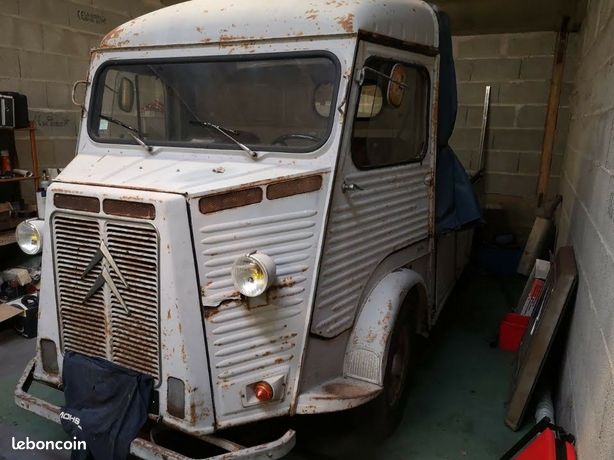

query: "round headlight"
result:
(16, 219), (44, 255)
(231, 253), (276, 297)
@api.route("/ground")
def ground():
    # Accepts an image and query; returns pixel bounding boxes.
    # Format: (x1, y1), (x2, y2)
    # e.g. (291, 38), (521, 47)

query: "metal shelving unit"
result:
(0, 122), (39, 247)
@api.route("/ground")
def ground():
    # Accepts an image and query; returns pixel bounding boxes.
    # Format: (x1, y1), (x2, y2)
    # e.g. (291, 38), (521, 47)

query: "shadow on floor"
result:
(0, 267), (529, 459)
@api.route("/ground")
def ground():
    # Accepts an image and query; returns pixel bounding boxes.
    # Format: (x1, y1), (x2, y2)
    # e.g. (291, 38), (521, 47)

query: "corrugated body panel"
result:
(200, 209), (316, 387)
(53, 214), (160, 379)
(312, 164), (431, 337)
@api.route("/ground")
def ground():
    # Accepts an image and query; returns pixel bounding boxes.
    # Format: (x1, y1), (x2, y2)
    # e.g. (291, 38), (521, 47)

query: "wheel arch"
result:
(343, 268), (427, 386)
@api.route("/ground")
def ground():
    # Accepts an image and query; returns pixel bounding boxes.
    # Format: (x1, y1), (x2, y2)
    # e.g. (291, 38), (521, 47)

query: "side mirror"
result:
(118, 78), (135, 113)
(71, 80), (89, 110)
(387, 64), (408, 107)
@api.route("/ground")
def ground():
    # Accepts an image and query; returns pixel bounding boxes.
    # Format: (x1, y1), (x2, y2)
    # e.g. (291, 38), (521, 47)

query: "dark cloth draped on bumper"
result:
(61, 351), (153, 460)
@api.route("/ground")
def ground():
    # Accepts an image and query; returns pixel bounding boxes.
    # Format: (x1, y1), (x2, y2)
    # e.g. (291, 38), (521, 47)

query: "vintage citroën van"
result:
(15, 0), (478, 458)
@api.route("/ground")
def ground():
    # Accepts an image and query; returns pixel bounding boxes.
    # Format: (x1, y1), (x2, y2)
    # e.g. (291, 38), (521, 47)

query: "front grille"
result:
(53, 214), (160, 379)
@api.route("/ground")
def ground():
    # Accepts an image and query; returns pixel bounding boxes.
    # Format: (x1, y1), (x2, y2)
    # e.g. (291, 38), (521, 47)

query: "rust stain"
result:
(219, 33), (248, 42)
(313, 382), (375, 401)
(366, 330), (377, 343)
(103, 199), (155, 220)
(335, 13), (355, 33)
(305, 8), (319, 20)
(100, 26), (124, 48)
(203, 307), (220, 319)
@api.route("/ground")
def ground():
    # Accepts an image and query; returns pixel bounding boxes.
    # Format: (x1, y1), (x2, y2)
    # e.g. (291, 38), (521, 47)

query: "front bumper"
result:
(15, 359), (296, 460)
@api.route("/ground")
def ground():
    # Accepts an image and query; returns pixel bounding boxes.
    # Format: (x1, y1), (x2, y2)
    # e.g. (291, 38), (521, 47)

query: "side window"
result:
(351, 57), (429, 169)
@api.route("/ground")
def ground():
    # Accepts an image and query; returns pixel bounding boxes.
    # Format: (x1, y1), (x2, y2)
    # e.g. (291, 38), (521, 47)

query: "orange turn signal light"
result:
(253, 381), (274, 402)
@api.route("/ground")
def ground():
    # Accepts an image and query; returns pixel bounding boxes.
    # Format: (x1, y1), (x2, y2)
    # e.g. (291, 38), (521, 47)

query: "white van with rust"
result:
(15, 1), (476, 458)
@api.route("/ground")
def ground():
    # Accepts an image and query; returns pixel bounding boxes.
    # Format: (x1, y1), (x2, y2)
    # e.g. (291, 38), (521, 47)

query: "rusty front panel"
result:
(266, 175), (323, 200)
(52, 214), (160, 379)
(199, 188), (263, 214)
(190, 176), (329, 425)
(54, 194), (100, 213)
(103, 199), (156, 220)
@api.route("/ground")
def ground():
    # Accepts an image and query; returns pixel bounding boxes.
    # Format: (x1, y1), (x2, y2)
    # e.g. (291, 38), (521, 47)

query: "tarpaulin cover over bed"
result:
(434, 10), (482, 233)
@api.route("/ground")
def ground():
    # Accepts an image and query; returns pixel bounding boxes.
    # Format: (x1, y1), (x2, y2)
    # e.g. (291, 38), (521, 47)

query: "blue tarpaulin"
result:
(433, 10), (482, 234)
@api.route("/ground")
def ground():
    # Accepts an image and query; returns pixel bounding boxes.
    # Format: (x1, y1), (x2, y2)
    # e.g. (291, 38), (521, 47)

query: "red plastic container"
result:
(499, 313), (530, 352)
(517, 428), (576, 460)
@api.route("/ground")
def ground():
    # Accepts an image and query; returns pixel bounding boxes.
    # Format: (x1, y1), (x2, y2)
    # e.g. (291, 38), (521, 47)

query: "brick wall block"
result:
(20, 50), (70, 81)
(458, 82), (499, 104)
(46, 82), (74, 109)
(0, 47), (20, 77)
(507, 31), (556, 56)
(465, 105), (517, 128)
(519, 56), (554, 80)
(499, 81), (551, 104)
(466, 58), (521, 82)
(517, 105), (547, 128)
(485, 172), (537, 197)
(484, 150), (519, 173)
(30, 109), (79, 137)
(43, 26), (93, 58)
(455, 35), (502, 59)
(0, 0), (19, 15)
(489, 128), (544, 151)
(0, 16), (44, 52)
(18, 0), (70, 26)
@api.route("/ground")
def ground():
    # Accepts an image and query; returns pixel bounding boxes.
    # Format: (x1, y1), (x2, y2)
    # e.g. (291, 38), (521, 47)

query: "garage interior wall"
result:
(555, 0), (614, 457)
(0, 0), (166, 199)
(450, 32), (578, 240)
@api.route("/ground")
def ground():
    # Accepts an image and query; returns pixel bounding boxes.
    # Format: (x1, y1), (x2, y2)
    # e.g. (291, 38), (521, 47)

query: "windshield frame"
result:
(87, 51), (342, 155)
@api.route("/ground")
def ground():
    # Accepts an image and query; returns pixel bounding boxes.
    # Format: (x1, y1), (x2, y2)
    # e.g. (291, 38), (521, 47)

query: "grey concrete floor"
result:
(0, 269), (529, 459)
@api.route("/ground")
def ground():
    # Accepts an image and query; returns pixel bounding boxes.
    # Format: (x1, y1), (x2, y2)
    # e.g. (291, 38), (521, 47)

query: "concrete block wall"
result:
(451, 32), (578, 239)
(0, 0), (166, 185)
(555, 0), (614, 457)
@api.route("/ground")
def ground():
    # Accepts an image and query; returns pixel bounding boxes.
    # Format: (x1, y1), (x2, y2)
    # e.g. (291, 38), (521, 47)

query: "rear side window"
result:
(351, 57), (429, 169)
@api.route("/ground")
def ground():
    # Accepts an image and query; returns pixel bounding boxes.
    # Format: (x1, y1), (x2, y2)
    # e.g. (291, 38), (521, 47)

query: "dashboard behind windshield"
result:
(89, 53), (340, 153)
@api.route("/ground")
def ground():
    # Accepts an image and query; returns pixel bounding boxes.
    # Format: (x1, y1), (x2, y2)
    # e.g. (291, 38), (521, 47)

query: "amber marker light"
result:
(254, 381), (274, 402)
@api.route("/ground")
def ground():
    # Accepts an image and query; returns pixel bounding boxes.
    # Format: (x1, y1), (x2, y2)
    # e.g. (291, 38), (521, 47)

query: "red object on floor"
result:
(499, 313), (531, 352)
(500, 418), (577, 460)
(516, 428), (576, 460)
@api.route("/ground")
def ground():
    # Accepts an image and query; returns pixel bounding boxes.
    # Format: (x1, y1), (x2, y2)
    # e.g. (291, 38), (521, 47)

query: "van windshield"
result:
(89, 55), (339, 153)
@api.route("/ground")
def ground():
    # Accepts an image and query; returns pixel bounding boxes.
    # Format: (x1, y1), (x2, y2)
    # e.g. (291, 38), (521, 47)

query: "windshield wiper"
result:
(189, 120), (258, 160)
(145, 64), (258, 161)
(100, 114), (153, 153)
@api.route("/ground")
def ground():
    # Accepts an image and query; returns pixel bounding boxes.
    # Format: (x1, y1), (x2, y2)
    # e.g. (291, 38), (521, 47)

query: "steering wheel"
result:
(271, 133), (321, 146)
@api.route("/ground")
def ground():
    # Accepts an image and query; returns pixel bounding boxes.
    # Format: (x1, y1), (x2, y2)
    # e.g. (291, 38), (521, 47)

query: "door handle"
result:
(424, 173), (433, 186)
(342, 180), (364, 193)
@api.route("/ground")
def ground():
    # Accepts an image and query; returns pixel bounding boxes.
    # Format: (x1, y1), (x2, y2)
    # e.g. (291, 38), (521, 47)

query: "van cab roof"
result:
(100, 0), (439, 50)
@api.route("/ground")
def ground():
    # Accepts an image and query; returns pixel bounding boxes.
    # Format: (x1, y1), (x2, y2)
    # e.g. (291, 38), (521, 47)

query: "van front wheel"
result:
(369, 305), (415, 437)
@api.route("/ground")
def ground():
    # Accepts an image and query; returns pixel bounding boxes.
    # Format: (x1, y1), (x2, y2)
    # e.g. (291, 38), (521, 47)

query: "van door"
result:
(311, 40), (437, 338)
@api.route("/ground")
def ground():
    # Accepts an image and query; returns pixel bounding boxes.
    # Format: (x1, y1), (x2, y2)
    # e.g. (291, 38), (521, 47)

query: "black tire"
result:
(367, 304), (416, 438)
